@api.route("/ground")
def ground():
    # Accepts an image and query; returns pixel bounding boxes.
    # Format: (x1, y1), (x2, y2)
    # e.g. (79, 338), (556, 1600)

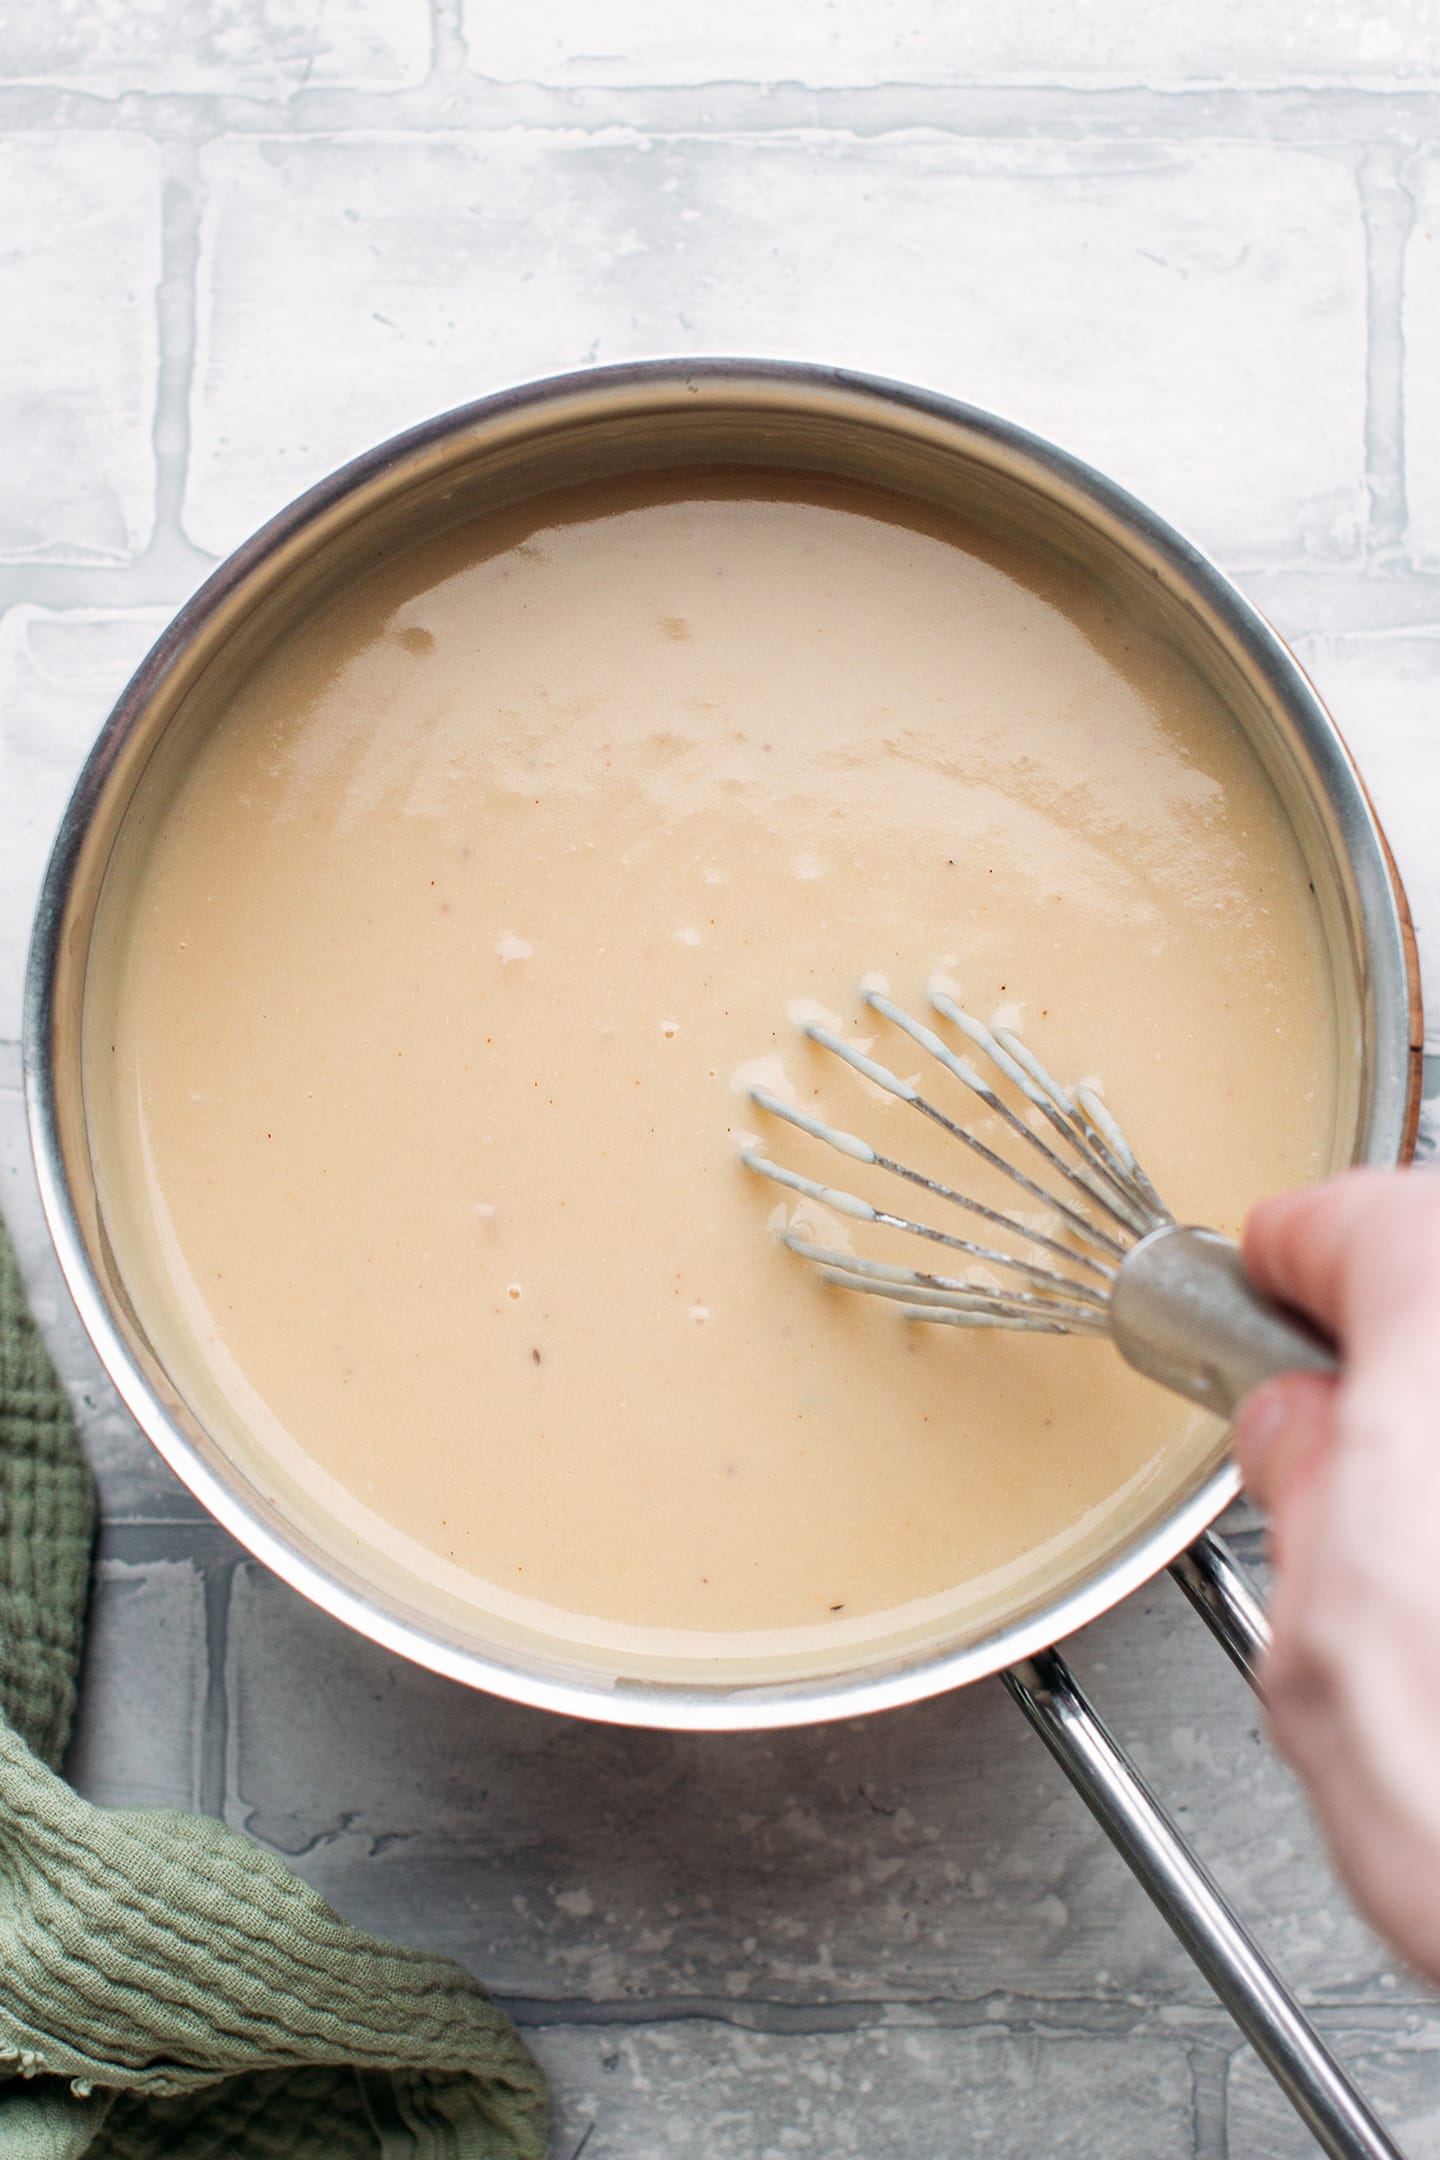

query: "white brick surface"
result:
(1228, 2010), (1440, 2158)
(223, 1559), (1390, 2006)
(538, 2023), (1195, 2160)
(185, 132), (1365, 565)
(0, 0), (429, 95)
(66, 1558), (208, 1809)
(1402, 155), (1440, 563)
(4, 10), (1440, 2154)
(0, 134), (161, 566)
(1295, 632), (1440, 1048)
(472, 0), (1440, 90)
(0, 605), (168, 1041)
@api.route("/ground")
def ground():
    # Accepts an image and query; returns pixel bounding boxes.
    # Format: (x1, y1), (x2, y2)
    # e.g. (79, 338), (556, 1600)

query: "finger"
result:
(1233, 1369), (1338, 1521)
(1240, 1170), (1397, 1336)
(1271, 1725), (1440, 1983)
(1240, 1168), (1440, 1346)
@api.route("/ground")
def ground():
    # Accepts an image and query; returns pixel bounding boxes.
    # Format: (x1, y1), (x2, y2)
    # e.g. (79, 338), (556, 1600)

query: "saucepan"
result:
(23, 363), (1424, 2157)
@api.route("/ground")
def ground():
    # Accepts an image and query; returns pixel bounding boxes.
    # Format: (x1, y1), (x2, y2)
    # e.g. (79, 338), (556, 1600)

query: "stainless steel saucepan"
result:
(24, 363), (1424, 2158)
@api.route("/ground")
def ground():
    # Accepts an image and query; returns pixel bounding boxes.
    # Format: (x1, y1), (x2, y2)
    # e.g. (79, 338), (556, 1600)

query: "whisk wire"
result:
(994, 1025), (1156, 1216)
(799, 1026), (1126, 1264)
(863, 990), (1146, 1243)
(934, 997), (1161, 1233)
(748, 1085), (1116, 1280)
(782, 1233), (1109, 1331)
(741, 1147), (1113, 1301)
(1072, 1079), (1172, 1223)
(742, 989), (1170, 1335)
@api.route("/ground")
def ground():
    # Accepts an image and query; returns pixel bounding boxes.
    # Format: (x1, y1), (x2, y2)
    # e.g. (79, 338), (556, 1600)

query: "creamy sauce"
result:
(86, 472), (1336, 1668)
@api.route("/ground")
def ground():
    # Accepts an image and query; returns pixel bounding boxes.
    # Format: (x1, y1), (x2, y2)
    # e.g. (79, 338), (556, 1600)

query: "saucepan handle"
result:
(1003, 1534), (1404, 2160)
(1169, 1527), (1270, 1689)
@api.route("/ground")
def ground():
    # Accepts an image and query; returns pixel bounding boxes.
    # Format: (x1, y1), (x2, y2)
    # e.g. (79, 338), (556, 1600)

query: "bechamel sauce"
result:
(85, 472), (1335, 1670)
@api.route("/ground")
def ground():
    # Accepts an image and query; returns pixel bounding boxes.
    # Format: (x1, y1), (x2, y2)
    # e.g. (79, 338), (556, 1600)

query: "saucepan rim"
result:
(22, 358), (1422, 1730)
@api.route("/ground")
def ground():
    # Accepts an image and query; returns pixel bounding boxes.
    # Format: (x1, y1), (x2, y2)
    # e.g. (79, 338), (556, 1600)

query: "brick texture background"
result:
(3, 7), (1439, 2154)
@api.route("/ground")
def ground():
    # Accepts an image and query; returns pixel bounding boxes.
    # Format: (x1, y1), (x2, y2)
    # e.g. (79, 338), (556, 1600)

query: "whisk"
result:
(740, 986), (1336, 1418)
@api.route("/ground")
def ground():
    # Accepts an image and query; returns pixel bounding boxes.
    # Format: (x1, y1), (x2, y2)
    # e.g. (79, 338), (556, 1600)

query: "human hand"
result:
(1234, 1167), (1440, 1981)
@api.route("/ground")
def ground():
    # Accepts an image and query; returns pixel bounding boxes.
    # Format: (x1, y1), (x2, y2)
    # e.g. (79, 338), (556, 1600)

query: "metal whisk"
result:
(741, 986), (1336, 1418)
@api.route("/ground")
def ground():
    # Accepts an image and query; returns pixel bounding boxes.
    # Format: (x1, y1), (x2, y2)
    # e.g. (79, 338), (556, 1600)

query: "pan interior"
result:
(52, 379), (1370, 1714)
(77, 484), (1346, 1694)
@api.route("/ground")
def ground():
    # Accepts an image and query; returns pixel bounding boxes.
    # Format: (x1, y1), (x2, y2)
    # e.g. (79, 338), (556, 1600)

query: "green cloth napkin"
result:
(0, 1213), (548, 2158)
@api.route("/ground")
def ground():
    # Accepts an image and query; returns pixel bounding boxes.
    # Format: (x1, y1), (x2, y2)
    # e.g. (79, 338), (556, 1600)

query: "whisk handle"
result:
(1110, 1223), (1338, 1419)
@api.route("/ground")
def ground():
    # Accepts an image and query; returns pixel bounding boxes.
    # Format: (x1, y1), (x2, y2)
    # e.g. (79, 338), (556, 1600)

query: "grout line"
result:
(499, 1990), (1440, 2037)
(0, 561), (217, 613)
(149, 138), (204, 562)
(3, 79), (1440, 144)
(101, 1519), (248, 1569)
(428, 0), (468, 83)
(1358, 143), (1415, 559)
(503, 1991), (1216, 2037)
(197, 1554), (237, 1817)
(1189, 2038), (1234, 2160)
(1234, 565), (1440, 633)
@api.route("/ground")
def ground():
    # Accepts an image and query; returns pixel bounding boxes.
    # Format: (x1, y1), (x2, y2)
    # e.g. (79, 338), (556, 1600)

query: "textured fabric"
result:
(0, 1226), (93, 1772)
(0, 1212), (547, 2158)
